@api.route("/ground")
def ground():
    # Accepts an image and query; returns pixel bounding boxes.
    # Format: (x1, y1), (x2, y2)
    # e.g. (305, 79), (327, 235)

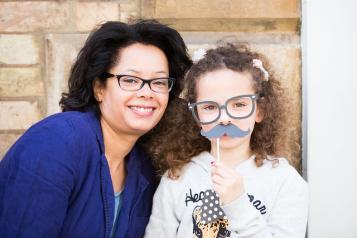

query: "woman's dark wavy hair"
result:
(59, 20), (192, 167)
(147, 43), (287, 179)
(60, 19), (192, 115)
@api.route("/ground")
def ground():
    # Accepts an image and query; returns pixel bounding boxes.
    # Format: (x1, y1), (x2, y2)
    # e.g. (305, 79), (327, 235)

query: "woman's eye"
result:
(152, 80), (168, 86)
(122, 77), (139, 84)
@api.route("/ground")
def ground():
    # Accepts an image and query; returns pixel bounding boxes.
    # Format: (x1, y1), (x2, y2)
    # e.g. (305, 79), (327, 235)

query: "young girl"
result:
(144, 44), (308, 238)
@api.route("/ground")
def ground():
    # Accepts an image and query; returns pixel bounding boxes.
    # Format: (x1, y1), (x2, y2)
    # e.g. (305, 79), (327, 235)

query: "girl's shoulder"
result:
(184, 151), (213, 177)
(161, 151), (212, 184)
(262, 156), (309, 202)
(238, 155), (306, 188)
(259, 156), (295, 171)
(260, 155), (307, 187)
(262, 156), (290, 169)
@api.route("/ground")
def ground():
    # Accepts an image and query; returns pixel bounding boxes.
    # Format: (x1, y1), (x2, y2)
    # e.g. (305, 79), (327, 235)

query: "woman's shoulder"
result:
(4, 111), (99, 160)
(35, 110), (95, 129)
(24, 111), (97, 140)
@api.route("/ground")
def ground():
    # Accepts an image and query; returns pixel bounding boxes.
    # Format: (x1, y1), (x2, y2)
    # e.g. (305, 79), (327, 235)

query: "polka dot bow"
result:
(200, 189), (227, 224)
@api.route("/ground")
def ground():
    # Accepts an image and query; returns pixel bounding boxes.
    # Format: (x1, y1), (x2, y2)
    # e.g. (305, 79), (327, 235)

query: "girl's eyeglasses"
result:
(188, 94), (260, 125)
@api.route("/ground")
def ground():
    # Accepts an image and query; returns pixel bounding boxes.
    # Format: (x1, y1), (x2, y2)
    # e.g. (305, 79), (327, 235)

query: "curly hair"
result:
(140, 97), (210, 178)
(145, 43), (287, 178)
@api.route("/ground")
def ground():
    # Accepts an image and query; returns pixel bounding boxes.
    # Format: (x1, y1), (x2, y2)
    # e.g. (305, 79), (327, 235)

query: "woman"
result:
(0, 20), (191, 238)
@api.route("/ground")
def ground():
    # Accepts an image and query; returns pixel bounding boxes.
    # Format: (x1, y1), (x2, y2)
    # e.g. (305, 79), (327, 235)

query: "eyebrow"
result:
(125, 69), (168, 74)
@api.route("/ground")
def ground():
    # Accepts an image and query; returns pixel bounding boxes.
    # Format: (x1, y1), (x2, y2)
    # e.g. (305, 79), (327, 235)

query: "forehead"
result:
(111, 43), (169, 74)
(196, 68), (255, 102)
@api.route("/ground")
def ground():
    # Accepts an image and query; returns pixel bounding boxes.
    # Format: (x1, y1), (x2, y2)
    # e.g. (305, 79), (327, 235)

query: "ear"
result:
(93, 79), (104, 102)
(255, 106), (264, 123)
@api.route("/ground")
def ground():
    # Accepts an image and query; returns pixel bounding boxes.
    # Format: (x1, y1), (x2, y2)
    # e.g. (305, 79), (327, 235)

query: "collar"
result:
(83, 110), (153, 186)
(191, 151), (256, 172)
(83, 110), (105, 154)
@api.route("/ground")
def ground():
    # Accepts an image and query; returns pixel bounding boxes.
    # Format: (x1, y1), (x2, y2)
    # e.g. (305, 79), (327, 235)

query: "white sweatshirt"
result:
(145, 151), (308, 238)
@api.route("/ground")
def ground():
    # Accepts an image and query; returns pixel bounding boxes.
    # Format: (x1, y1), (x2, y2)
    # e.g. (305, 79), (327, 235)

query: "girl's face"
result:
(94, 43), (170, 137)
(196, 68), (262, 150)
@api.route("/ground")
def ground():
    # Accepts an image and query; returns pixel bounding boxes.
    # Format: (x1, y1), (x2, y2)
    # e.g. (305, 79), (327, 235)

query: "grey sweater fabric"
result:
(145, 151), (308, 238)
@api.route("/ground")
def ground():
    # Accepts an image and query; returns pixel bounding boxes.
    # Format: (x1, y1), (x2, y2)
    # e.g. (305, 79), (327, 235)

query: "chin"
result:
(219, 138), (244, 148)
(129, 123), (157, 135)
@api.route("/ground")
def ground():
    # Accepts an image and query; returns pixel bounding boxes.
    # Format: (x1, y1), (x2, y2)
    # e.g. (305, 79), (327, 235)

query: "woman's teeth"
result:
(130, 106), (154, 112)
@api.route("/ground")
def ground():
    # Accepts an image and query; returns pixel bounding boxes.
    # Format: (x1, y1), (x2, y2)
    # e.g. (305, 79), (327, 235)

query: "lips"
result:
(128, 105), (156, 116)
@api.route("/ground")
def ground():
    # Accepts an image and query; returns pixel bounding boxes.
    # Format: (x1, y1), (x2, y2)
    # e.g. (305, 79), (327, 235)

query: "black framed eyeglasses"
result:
(188, 94), (260, 125)
(103, 73), (175, 94)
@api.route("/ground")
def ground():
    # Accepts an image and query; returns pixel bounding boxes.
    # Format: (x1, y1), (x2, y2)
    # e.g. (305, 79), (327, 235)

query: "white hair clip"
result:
(252, 59), (269, 81)
(192, 48), (207, 63)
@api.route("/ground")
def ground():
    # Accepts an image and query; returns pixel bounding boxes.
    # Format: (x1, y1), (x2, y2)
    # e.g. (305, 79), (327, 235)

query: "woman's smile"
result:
(128, 105), (157, 116)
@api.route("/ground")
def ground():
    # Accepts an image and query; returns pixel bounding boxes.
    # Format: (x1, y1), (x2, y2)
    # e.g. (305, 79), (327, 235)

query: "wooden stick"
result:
(216, 138), (220, 162)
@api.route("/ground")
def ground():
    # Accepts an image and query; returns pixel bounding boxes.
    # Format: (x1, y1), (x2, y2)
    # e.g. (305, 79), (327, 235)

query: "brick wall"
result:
(0, 0), (302, 170)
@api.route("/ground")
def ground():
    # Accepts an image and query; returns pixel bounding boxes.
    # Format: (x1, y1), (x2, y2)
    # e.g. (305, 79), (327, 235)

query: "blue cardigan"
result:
(0, 111), (156, 238)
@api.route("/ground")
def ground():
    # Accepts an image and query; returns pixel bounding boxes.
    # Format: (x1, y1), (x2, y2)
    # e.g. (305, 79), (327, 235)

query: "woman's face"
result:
(94, 43), (170, 137)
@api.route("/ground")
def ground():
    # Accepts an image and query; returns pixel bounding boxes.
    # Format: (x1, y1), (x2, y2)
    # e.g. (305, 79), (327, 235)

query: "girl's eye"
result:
(234, 102), (247, 108)
(203, 105), (217, 110)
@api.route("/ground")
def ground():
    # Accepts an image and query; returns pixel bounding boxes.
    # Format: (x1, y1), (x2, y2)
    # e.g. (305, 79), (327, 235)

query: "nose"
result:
(136, 82), (153, 98)
(218, 107), (231, 125)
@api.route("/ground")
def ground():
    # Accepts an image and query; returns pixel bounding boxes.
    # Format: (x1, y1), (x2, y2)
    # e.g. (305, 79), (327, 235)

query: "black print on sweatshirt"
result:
(185, 188), (205, 206)
(185, 188), (267, 215)
(247, 193), (267, 215)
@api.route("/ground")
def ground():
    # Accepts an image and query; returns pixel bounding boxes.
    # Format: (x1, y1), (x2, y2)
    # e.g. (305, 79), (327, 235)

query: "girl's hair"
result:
(60, 19), (192, 115)
(59, 20), (192, 161)
(146, 43), (287, 178)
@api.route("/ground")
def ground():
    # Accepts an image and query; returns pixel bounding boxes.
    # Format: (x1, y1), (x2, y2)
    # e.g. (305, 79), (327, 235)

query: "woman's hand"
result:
(211, 161), (245, 205)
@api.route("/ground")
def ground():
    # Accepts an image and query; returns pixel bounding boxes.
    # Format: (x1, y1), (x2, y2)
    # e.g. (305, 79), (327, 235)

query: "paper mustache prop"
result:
(200, 123), (250, 139)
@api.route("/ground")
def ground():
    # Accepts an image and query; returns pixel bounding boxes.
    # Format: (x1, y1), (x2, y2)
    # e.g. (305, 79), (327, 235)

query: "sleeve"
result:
(0, 127), (77, 238)
(222, 168), (309, 238)
(144, 175), (180, 238)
